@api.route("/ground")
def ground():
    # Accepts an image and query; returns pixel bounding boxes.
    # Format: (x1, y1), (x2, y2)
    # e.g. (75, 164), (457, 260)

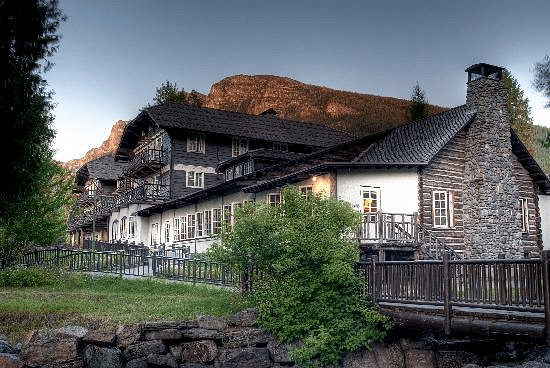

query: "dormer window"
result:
(232, 137), (248, 157)
(224, 160), (254, 181)
(187, 133), (205, 153)
(273, 142), (288, 152)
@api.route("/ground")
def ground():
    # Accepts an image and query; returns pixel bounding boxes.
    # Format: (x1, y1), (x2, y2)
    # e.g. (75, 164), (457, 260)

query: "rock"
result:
(215, 347), (272, 368)
(0, 353), (24, 368)
(125, 358), (148, 368)
(146, 353), (178, 368)
(116, 324), (141, 348)
(373, 342), (405, 368)
(229, 309), (258, 327)
(123, 340), (167, 361)
(82, 330), (116, 346)
(83, 345), (122, 368)
(20, 335), (79, 367)
(404, 348), (437, 368)
(224, 327), (271, 348)
(183, 328), (222, 340)
(180, 340), (218, 363)
(55, 325), (88, 339)
(341, 349), (379, 368)
(196, 315), (228, 330)
(144, 328), (182, 341)
(267, 340), (292, 364)
(0, 340), (18, 355)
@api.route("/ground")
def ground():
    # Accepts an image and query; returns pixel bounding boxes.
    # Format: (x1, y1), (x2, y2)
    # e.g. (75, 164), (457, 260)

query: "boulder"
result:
(83, 345), (122, 368)
(146, 353), (178, 368)
(143, 328), (182, 341)
(228, 309), (258, 327)
(215, 347), (272, 368)
(20, 335), (79, 367)
(180, 340), (218, 363)
(0, 353), (24, 368)
(82, 330), (116, 346)
(224, 327), (272, 348)
(123, 340), (167, 362)
(116, 324), (141, 348)
(404, 348), (437, 368)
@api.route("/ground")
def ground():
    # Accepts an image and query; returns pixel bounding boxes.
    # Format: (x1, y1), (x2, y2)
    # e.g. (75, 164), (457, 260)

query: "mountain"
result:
(63, 75), (447, 171)
(61, 120), (128, 174)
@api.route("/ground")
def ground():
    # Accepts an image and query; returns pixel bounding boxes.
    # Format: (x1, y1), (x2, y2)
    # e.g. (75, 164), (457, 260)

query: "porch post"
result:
(443, 253), (452, 336)
(542, 250), (550, 345)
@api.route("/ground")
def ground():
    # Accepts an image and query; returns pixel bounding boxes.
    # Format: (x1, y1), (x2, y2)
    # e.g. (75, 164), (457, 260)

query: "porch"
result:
(357, 212), (460, 261)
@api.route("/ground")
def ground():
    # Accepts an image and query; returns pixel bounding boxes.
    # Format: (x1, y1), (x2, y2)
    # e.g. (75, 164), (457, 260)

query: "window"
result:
(204, 210), (212, 236)
(273, 142), (288, 152)
(187, 214), (196, 239)
(173, 218), (180, 241)
(223, 204), (233, 229)
(299, 186), (313, 198)
(243, 161), (254, 175)
(187, 133), (205, 153)
(128, 217), (136, 238)
(111, 220), (119, 241)
(433, 191), (453, 228)
(520, 198), (529, 233)
(151, 223), (159, 245)
(225, 168), (234, 181)
(187, 171), (204, 188)
(164, 221), (170, 243)
(180, 216), (187, 240)
(232, 137), (249, 157)
(120, 217), (127, 238)
(196, 212), (204, 237)
(362, 190), (378, 214)
(212, 208), (222, 234)
(268, 193), (281, 206)
(234, 165), (242, 178)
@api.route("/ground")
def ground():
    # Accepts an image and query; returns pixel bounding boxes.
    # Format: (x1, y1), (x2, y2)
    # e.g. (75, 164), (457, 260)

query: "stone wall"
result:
(463, 76), (523, 259)
(3, 310), (550, 367)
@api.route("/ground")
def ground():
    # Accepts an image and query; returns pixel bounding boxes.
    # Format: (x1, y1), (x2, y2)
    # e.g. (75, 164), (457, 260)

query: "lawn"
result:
(0, 267), (249, 343)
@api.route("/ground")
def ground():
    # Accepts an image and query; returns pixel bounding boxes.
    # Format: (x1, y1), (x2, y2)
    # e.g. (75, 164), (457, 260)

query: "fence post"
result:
(443, 252), (452, 336)
(542, 250), (550, 345)
(370, 256), (378, 303)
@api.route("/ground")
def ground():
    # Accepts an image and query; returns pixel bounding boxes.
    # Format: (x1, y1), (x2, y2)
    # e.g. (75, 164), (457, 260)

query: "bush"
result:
(209, 186), (392, 367)
(0, 266), (63, 287)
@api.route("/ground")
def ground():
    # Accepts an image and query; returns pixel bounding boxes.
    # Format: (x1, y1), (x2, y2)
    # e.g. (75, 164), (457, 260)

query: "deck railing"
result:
(124, 148), (165, 178)
(357, 212), (418, 244)
(357, 255), (545, 311)
(15, 247), (240, 287)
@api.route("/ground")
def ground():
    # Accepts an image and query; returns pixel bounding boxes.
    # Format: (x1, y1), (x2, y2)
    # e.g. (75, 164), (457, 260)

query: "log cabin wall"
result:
(419, 130), (467, 255)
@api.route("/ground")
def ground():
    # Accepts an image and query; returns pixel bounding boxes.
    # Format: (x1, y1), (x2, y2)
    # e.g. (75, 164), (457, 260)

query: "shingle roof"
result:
(216, 148), (305, 172)
(76, 155), (127, 185)
(145, 103), (354, 147)
(354, 105), (476, 164)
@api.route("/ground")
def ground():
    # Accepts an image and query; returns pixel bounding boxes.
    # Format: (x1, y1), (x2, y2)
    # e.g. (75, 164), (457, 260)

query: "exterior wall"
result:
(109, 203), (151, 245)
(464, 77), (523, 259)
(539, 195), (550, 250)
(295, 173), (336, 198)
(336, 168), (419, 214)
(419, 131), (466, 253)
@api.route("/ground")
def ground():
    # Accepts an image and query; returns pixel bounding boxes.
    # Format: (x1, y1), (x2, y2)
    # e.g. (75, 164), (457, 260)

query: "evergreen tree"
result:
(533, 55), (550, 108)
(0, 0), (65, 216)
(408, 82), (428, 121)
(503, 70), (535, 153)
(153, 80), (188, 105)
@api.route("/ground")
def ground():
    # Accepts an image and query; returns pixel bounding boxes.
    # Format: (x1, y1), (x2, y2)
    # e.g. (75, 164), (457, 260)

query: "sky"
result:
(47, 0), (550, 162)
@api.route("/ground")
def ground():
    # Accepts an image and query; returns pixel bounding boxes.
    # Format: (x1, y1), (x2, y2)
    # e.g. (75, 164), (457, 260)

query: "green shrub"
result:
(209, 186), (392, 367)
(0, 266), (63, 287)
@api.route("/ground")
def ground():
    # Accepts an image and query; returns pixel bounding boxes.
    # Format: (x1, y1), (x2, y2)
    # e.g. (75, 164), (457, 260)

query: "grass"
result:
(0, 267), (250, 343)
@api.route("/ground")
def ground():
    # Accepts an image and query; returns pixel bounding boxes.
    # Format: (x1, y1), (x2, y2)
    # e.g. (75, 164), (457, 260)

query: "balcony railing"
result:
(123, 148), (166, 178)
(357, 212), (418, 245)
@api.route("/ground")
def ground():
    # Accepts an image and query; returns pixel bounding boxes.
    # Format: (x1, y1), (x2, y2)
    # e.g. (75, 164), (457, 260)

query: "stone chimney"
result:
(462, 63), (523, 259)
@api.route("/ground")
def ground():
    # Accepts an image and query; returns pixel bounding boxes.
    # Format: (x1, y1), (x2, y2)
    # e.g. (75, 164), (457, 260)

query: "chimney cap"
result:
(465, 63), (504, 82)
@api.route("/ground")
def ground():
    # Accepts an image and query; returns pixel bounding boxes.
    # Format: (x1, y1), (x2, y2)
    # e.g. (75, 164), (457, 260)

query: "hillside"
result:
(63, 75), (448, 172)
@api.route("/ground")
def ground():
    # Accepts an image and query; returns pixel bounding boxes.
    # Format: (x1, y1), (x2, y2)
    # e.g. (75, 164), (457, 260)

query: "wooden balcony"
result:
(112, 183), (169, 208)
(123, 148), (165, 178)
(357, 212), (418, 246)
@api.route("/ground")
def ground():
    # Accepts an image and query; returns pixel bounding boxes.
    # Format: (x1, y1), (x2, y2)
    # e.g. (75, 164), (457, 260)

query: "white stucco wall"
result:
(538, 194), (550, 250)
(337, 168), (419, 214)
(109, 203), (152, 245)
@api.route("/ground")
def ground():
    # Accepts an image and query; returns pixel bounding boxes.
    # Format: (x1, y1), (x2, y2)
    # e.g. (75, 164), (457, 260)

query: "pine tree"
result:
(408, 82), (428, 121)
(503, 70), (535, 153)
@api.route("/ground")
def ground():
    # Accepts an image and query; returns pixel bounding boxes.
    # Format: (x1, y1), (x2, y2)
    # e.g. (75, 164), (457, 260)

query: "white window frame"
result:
(232, 137), (249, 157)
(187, 214), (196, 239)
(520, 197), (529, 233)
(120, 217), (128, 239)
(273, 142), (288, 152)
(432, 191), (454, 228)
(151, 223), (159, 245)
(268, 193), (281, 206)
(196, 212), (204, 237)
(212, 208), (222, 234)
(186, 171), (204, 188)
(204, 210), (212, 236)
(164, 221), (170, 244)
(299, 186), (313, 198)
(243, 161), (254, 175)
(173, 218), (181, 242)
(111, 220), (119, 241)
(128, 217), (136, 239)
(180, 216), (187, 240)
(187, 133), (205, 153)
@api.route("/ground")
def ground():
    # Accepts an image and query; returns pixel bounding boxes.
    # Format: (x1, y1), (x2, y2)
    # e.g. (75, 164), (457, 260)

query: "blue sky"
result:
(47, 0), (550, 162)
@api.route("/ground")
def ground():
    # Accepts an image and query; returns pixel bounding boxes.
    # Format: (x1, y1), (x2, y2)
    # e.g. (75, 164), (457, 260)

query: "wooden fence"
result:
(357, 251), (550, 338)
(16, 247), (241, 287)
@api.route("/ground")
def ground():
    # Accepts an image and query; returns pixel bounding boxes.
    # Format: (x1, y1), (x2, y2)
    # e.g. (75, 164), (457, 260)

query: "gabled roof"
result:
(75, 155), (127, 186)
(216, 148), (305, 172)
(116, 103), (355, 160)
(354, 105), (476, 165)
